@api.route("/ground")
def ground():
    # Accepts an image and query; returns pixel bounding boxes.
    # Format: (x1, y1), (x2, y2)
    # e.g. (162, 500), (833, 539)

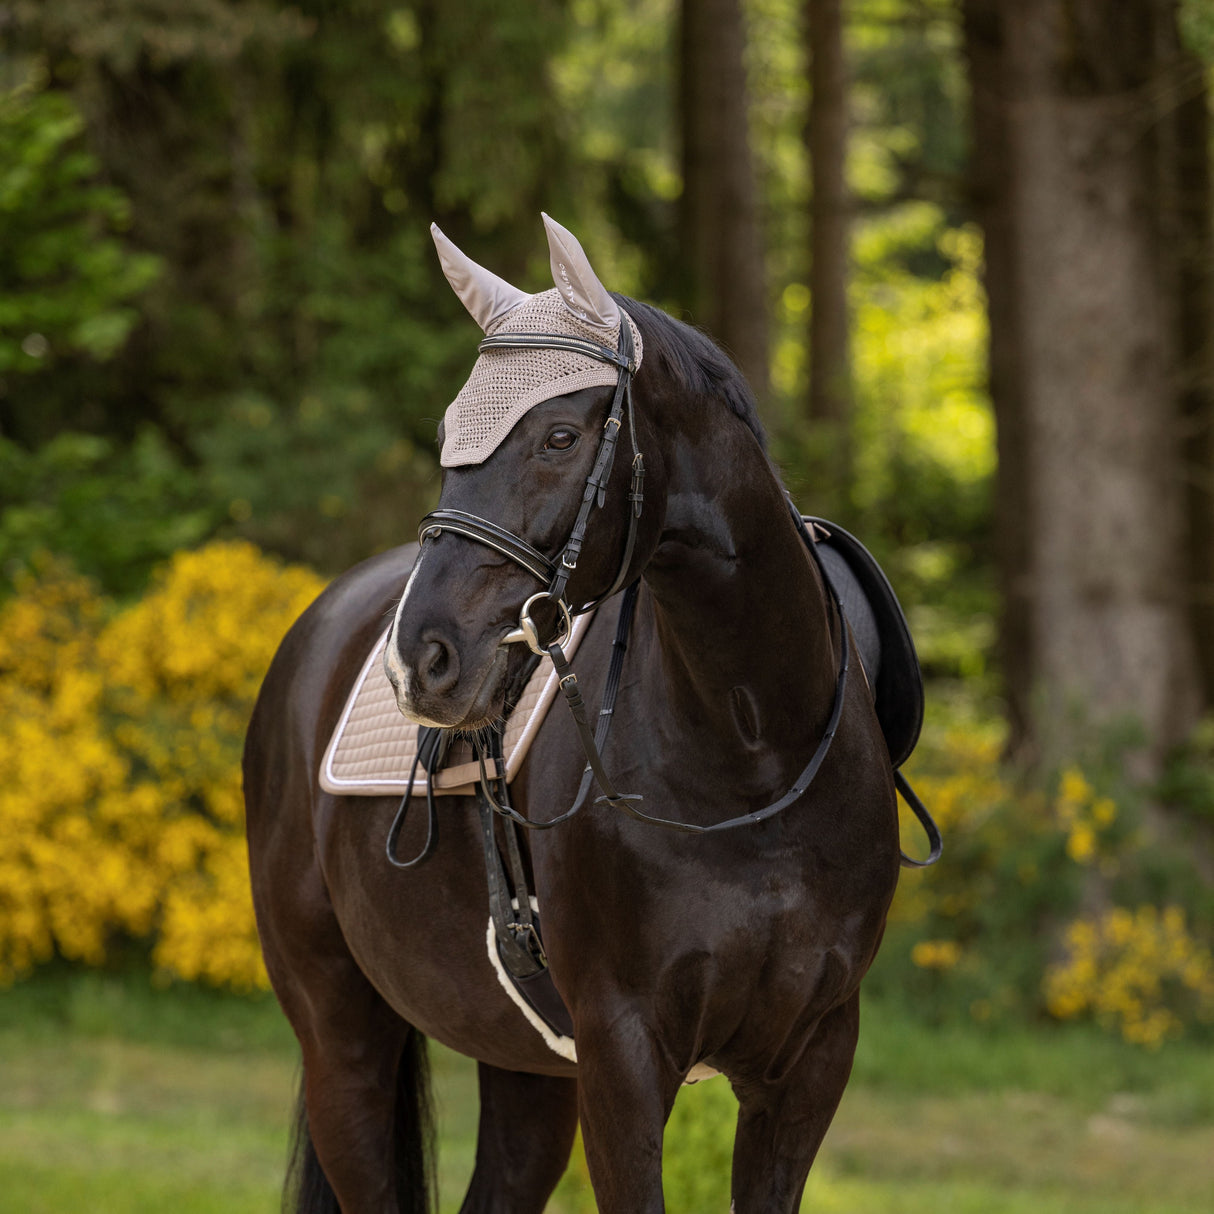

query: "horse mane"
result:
(617, 295), (768, 451)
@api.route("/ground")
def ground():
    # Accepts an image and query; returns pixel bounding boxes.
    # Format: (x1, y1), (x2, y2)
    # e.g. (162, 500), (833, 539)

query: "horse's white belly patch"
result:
(319, 612), (595, 796)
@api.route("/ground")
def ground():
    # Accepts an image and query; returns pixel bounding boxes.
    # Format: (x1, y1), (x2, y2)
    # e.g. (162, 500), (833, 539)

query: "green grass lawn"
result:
(1, 973), (1211, 1213)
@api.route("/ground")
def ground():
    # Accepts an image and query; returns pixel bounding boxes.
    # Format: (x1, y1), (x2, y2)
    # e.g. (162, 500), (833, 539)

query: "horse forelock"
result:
(615, 295), (767, 452)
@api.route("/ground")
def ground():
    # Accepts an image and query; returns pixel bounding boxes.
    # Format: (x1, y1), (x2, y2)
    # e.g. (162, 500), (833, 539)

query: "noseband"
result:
(413, 315), (853, 836)
(404, 317), (939, 865)
(418, 320), (644, 653)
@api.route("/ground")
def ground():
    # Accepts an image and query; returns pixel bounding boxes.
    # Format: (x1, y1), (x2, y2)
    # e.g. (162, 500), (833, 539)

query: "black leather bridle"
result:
(411, 316), (862, 838)
(418, 319), (645, 653)
(399, 315), (939, 866)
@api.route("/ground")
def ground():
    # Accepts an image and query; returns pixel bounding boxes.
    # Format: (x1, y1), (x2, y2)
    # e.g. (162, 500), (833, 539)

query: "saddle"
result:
(799, 515), (923, 768)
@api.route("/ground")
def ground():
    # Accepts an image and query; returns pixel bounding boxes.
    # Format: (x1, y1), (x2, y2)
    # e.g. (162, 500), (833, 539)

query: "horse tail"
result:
(394, 1029), (437, 1214)
(283, 1029), (436, 1214)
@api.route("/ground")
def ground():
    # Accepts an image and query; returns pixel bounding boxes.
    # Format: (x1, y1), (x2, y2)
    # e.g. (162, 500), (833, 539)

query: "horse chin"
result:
(392, 642), (510, 731)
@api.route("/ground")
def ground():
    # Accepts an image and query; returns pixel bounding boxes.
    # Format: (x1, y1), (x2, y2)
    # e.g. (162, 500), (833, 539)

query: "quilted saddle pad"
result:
(319, 612), (595, 797)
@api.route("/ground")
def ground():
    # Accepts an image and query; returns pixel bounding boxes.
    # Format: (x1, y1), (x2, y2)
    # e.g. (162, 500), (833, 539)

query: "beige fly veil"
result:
(433, 215), (643, 468)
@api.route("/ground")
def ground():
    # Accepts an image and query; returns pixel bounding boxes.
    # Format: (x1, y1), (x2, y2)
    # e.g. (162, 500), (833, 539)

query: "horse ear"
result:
(542, 213), (620, 331)
(431, 223), (530, 333)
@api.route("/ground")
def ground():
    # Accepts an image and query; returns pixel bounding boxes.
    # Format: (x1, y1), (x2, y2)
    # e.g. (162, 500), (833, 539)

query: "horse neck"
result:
(641, 415), (841, 757)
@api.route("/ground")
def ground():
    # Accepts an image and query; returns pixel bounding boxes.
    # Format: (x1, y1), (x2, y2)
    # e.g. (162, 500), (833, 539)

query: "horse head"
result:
(385, 216), (665, 729)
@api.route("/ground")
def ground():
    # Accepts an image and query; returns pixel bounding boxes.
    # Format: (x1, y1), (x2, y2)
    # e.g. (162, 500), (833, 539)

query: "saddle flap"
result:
(804, 516), (924, 768)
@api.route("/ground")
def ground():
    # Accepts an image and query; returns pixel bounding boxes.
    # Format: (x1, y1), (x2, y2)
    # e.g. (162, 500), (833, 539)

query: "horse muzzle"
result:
(384, 623), (511, 729)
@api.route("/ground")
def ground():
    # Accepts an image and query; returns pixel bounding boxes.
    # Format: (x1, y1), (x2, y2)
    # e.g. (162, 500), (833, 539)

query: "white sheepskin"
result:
(486, 902), (719, 1084)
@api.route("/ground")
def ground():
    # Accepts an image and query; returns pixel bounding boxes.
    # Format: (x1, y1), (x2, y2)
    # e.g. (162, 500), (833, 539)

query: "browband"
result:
(478, 331), (636, 373)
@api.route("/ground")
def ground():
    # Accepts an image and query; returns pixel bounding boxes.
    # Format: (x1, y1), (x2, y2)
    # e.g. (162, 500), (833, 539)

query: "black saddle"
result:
(800, 515), (923, 769)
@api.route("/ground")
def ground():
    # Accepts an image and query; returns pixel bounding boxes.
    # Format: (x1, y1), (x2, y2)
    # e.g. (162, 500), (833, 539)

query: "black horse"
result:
(244, 216), (903, 1213)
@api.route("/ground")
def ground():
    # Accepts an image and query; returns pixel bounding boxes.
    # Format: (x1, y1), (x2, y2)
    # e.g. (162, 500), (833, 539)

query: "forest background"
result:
(2, 0), (1214, 1187)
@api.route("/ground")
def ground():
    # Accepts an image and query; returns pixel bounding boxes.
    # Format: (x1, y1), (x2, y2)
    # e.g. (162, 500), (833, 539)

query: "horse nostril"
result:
(419, 633), (459, 695)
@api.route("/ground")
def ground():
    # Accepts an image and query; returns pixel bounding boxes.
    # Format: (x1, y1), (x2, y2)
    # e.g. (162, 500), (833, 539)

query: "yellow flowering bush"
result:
(1045, 906), (1214, 1047)
(879, 716), (1214, 1044)
(1053, 766), (1119, 867)
(0, 559), (142, 978)
(0, 542), (324, 989)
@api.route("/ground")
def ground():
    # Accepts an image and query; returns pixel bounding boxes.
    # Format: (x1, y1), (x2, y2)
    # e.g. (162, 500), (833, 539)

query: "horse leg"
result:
(259, 863), (432, 1214)
(728, 993), (860, 1214)
(286, 959), (432, 1214)
(458, 1062), (579, 1214)
(574, 1010), (684, 1214)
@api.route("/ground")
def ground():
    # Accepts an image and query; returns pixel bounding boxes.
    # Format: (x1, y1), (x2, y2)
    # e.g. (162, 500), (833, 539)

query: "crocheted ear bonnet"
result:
(433, 215), (643, 468)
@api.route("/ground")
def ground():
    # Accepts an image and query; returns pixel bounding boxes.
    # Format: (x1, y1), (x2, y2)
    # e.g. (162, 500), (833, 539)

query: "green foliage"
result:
(0, 81), (160, 376)
(197, 386), (440, 572)
(776, 200), (996, 683)
(867, 704), (1214, 1047)
(1158, 716), (1214, 828)
(849, 0), (968, 217)
(1180, 0), (1214, 60)
(663, 1077), (738, 1214)
(850, 209), (992, 541)
(0, 429), (215, 597)
(551, 0), (680, 300)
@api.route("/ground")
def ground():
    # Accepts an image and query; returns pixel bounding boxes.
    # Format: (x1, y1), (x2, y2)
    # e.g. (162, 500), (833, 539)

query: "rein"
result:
(411, 319), (939, 863)
(415, 319), (854, 838)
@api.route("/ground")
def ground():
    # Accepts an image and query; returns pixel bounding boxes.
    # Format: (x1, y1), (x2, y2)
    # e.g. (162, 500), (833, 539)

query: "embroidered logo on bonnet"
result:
(432, 214), (644, 468)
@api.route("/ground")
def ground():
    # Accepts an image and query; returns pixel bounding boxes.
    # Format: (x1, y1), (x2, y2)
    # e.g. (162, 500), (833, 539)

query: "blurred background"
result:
(1, 1), (1212, 1211)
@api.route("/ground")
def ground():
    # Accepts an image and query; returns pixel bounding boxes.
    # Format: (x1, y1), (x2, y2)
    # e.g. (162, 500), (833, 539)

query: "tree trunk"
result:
(963, 0), (1037, 753)
(806, 0), (853, 503)
(678, 0), (770, 403)
(1164, 44), (1214, 708)
(962, 0), (1203, 768)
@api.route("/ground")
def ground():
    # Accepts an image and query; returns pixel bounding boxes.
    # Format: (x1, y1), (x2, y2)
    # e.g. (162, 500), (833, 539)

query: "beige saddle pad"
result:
(319, 613), (595, 797)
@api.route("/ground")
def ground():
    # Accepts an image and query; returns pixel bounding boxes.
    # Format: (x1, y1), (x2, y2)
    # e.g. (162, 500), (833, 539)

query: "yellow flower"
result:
(1066, 822), (1096, 864)
(911, 939), (962, 970)
(0, 542), (323, 990)
(1044, 904), (1214, 1045)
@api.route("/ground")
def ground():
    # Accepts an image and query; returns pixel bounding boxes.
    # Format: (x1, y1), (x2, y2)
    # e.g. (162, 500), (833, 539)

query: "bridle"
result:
(410, 314), (857, 838)
(418, 318), (645, 655)
(400, 313), (940, 866)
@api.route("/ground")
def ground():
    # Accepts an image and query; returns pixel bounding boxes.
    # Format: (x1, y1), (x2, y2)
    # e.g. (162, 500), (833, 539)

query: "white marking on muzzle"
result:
(384, 548), (428, 704)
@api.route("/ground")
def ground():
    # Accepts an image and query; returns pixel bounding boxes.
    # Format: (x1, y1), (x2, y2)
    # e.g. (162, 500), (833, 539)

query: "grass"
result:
(1, 971), (1212, 1212)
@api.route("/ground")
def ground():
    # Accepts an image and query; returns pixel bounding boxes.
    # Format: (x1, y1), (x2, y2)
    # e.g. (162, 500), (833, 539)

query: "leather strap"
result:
(479, 331), (635, 372)
(474, 582), (640, 829)
(895, 770), (943, 867)
(545, 574), (851, 834)
(384, 727), (448, 868)
(419, 509), (557, 584)
(547, 320), (639, 610)
(476, 732), (576, 1039)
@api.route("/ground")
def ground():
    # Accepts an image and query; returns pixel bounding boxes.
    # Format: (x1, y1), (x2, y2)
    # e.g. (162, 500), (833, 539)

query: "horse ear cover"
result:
(433, 216), (643, 468)
(542, 212), (620, 331)
(431, 223), (530, 333)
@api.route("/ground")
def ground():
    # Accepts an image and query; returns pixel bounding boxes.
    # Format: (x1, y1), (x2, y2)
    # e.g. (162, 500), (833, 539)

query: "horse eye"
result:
(544, 429), (578, 452)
